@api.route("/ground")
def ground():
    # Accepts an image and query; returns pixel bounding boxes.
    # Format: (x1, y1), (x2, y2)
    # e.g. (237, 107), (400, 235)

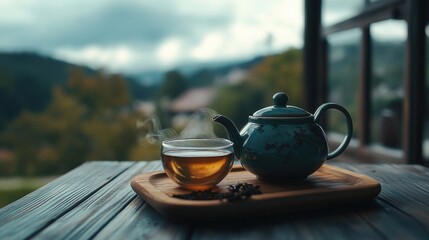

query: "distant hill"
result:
(0, 52), (95, 85)
(186, 56), (265, 87)
(0, 52), (149, 130)
(0, 51), (268, 130)
(131, 55), (266, 89)
(212, 55), (265, 75)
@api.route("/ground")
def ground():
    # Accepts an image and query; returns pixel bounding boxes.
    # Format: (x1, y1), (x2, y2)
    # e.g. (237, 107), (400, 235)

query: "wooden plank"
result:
(0, 161), (134, 240)
(32, 161), (162, 239)
(91, 161), (192, 239)
(339, 164), (429, 209)
(190, 206), (384, 240)
(191, 164), (429, 240)
(2, 161), (429, 239)
(321, 0), (403, 35)
(335, 163), (429, 238)
(94, 198), (191, 240)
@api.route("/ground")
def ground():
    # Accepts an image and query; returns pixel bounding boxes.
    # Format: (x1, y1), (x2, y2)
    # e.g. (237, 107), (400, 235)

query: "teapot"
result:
(213, 92), (353, 181)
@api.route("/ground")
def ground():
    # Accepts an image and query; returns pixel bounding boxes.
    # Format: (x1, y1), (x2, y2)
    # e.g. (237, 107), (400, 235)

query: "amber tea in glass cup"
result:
(161, 138), (234, 191)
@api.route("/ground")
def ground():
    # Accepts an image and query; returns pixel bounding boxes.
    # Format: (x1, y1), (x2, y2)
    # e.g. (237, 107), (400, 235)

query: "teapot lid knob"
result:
(273, 92), (288, 107)
(252, 92), (310, 117)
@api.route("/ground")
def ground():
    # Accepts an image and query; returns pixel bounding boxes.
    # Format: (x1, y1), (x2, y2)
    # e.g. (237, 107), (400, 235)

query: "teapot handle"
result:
(314, 103), (353, 160)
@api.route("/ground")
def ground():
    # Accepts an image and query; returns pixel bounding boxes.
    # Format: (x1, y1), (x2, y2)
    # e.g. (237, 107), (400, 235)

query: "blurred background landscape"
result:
(0, 0), (304, 206)
(0, 48), (305, 207)
(0, 48), (304, 177)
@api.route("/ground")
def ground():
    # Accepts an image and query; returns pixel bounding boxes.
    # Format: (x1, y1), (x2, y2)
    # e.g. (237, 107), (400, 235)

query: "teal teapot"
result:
(213, 92), (353, 181)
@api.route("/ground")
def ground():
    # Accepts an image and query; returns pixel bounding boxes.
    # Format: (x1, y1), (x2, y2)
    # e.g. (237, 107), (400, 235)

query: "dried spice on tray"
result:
(172, 183), (262, 201)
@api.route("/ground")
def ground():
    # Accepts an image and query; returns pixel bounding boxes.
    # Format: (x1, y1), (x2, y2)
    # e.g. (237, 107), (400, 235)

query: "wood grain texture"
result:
(191, 209), (385, 240)
(2, 161), (429, 240)
(191, 163), (429, 240)
(30, 161), (150, 239)
(94, 198), (191, 240)
(0, 161), (134, 239)
(335, 163), (429, 238)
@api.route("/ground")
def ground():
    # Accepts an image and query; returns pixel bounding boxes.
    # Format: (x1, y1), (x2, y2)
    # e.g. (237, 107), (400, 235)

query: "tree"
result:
(1, 70), (142, 175)
(0, 73), (50, 131)
(249, 48), (304, 107)
(155, 70), (189, 127)
(210, 48), (304, 132)
(67, 69), (129, 112)
(156, 70), (188, 100)
(210, 82), (265, 130)
(188, 68), (216, 87)
(1, 87), (89, 175)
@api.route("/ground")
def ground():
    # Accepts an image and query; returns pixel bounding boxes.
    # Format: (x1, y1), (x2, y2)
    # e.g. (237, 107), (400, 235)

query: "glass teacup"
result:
(161, 138), (234, 190)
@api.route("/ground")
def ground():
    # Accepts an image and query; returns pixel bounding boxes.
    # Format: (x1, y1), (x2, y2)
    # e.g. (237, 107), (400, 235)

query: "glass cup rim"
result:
(162, 138), (234, 150)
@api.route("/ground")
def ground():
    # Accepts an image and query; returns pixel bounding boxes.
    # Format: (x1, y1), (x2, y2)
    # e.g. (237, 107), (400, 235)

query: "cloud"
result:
(54, 45), (134, 72)
(190, 32), (225, 61)
(371, 20), (407, 42)
(0, 0), (233, 48)
(156, 38), (185, 67)
(322, 0), (364, 25)
(0, 0), (304, 72)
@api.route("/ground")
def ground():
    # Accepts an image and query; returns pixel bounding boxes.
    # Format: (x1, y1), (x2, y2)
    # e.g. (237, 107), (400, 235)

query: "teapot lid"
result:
(252, 92), (311, 118)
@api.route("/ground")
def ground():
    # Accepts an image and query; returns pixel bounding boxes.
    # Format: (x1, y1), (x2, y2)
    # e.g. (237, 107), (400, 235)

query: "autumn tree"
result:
(210, 48), (304, 132)
(2, 87), (89, 175)
(67, 69), (129, 112)
(210, 82), (265, 130)
(1, 70), (141, 175)
(249, 48), (303, 107)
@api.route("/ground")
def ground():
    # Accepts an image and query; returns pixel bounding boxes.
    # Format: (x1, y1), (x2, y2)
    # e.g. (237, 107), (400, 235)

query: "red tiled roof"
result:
(169, 87), (215, 113)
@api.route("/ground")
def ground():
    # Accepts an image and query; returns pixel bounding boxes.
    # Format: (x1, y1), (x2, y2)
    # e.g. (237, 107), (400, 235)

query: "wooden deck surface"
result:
(1, 161), (429, 239)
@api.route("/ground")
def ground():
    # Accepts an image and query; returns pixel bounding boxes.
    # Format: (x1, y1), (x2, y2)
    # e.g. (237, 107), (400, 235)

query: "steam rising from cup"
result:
(137, 108), (218, 145)
(137, 117), (177, 144)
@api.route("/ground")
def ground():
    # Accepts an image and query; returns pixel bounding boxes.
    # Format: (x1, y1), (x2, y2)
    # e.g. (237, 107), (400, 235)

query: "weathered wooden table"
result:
(1, 161), (429, 239)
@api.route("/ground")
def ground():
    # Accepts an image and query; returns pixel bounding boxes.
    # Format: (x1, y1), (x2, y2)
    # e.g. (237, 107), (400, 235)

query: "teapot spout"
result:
(212, 115), (243, 159)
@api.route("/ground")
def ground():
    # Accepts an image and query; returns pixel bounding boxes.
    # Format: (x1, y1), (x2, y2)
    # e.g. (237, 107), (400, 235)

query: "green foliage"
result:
(211, 48), (304, 132)
(0, 73), (50, 131)
(1, 70), (144, 176)
(249, 48), (304, 106)
(126, 76), (158, 101)
(67, 69), (130, 112)
(210, 82), (265, 129)
(0, 52), (95, 131)
(188, 68), (216, 87)
(156, 70), (188, 100)
(2, 88), (89, 175)
(0, 52), (148, 131)
(0, 48), (305, 176)
(155, 69), (189, 127)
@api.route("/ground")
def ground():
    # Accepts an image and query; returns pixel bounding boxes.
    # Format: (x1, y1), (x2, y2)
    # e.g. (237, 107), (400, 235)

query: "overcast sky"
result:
(0, 0), (303, 73)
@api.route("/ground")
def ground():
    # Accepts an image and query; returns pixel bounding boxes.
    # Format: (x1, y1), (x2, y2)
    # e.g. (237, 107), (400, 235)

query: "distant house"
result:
(217, 68), (248, 85)
(169, 87), (216, 115)
(168, 87), (217, 130)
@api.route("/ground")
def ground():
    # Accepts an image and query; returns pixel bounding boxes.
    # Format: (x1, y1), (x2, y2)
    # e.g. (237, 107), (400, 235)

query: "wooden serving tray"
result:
(130, 164), (381, 221)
